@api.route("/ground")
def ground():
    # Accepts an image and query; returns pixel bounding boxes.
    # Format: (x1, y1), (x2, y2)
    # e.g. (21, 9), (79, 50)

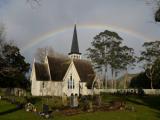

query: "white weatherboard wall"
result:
(42, 81), (63, 96)
(31, 80), (41, 96)
(30, 59), (95, 97)
(30, 63), (41, 96)
(62, 61), (80, 96)
(80, 82), (88, 95)
(31, 80), (63, 96)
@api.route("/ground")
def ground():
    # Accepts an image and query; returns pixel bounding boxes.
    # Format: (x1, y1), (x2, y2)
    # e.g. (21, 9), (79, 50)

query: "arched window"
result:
(68, 79), (70, 89)
(73, 79), (75, 89)
(68, 74), (75, 89)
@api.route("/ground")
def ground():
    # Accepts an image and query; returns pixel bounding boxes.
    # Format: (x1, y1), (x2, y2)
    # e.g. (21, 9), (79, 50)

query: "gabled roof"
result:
(34, 62), (50, 81)
(69, 24), (81, 55)
(34, 56), (95, 87)
(73, 59), (95, 88)
(47, 56), (71, 81)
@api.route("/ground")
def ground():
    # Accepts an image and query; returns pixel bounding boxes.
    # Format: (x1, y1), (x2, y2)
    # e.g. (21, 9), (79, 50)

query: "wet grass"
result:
(0, 94), (160, 120)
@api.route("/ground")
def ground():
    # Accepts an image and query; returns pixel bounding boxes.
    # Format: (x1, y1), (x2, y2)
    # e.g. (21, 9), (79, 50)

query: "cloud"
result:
(0, 0), (159, 62)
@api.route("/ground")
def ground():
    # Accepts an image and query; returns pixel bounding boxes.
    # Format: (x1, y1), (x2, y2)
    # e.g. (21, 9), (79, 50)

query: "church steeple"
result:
(69, 25), (81, 59)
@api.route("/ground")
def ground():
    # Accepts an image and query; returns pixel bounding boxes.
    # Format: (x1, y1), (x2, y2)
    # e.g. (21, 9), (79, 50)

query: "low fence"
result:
(91, 89), (160, 95)
(0, 88), (27, 96)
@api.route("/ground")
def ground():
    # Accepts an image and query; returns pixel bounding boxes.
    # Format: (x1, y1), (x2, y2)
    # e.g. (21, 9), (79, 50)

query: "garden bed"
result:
(59, 100), (127, 116)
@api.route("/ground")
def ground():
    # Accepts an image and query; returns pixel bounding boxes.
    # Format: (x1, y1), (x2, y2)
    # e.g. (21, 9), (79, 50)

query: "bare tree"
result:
(27, 0), (41, 4)
(35, 46), (67, 63)
(35, 46), (54, 63)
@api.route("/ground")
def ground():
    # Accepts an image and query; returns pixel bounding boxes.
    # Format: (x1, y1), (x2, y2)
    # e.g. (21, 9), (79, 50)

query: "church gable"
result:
(63, 60), (80, 82)
(33, 56), (95, 85)
(47, 56), (71, 81)
(62, 61), (81, 96)
(31, 25), (97, 96)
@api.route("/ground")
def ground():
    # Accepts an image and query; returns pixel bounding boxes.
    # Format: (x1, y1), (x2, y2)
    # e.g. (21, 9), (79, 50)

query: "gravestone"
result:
(73, 94), (78, 107)
(70, 94), (74, 107)
(95, 95), (101, 106)
(70, 94), (79, 108)
(39, 104), (51, 119)
(83, 96), (88, 111)
(43, 104), (49, 114)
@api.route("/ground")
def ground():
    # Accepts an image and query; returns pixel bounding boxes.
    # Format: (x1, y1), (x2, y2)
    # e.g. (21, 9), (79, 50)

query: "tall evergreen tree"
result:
(119, 46), (136, 88)
(0, 26), (30, 88)
(139, 41), (160, 89)
(87, 30), (123, 88)
(130, 58), (160, 89)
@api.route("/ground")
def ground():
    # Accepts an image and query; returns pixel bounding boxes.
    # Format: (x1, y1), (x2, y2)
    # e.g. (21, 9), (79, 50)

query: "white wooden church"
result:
(30, 25), (96, 96)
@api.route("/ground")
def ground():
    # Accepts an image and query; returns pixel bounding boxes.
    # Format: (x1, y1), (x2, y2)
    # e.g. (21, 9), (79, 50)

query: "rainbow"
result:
(21, 23), (152, 52)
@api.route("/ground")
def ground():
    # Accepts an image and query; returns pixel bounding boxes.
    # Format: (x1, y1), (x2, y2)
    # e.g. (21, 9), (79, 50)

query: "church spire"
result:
(69, 24), (80, 54)
(69, 24), (81, 59)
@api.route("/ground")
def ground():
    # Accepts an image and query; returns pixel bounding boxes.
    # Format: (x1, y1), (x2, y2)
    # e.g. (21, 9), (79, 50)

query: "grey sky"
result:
(0, 0), (160, 67)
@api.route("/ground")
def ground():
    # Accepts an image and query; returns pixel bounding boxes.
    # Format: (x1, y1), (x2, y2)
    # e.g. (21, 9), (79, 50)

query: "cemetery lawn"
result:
(0, 95), (160, 120)
(0, 100), (40, 120)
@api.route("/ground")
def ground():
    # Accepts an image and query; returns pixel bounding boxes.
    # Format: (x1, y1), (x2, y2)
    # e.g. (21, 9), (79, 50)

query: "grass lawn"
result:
(0, 100), (40, 120)
(0, 94), (160, 120)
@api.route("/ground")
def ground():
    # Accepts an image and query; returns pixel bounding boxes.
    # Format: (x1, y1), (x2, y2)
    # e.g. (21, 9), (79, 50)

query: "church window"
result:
(68, 79), (72, 89)
(70, 79), (72, 89)
(68, 74), (75, 89)
(68, 80), (70, 89)
(73, 79), (75, 89)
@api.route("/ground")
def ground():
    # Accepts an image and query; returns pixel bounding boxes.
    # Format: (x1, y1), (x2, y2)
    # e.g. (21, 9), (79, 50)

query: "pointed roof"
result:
(73, 59), (95, 88)
(47, 56), (71, 81)
(34, 56), (95, 87)
(69, 24), (81, 55)
(34, 62), (50, 81)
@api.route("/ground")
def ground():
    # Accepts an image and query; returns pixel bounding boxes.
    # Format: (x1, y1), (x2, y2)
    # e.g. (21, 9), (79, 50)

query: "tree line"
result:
(130, 42), (160, 89)
(87, 30), (160, 89)
(1, 24), (160, 90)
(0, 26), (30, 89)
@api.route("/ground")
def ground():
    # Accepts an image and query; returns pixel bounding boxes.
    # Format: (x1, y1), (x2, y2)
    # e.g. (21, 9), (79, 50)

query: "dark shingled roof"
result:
(69, 24), (81, 55)
(34, 56), (95, 88)
(47, 56), (71, 81)
(34, 62), (50, 80)
(73, 59), (95, 88)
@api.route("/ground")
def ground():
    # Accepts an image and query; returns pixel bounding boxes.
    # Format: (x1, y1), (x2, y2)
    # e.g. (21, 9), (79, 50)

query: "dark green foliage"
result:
(139, 41), (160, 64)
(152, 58), (160, 88)
(87, 29), (135, 88)
(139, 41), (160, 89)
(87, 30), (123, 71)
(130, 59), (160, 89)
(0, 44), (30, 88)
(99, 30), (123, 40)
(0, 27), (30, 89)
(119, 46), (135, 70)
(87, 30), (125, 88)
(2, 45), (30, 73)
(129, 72), (150, 88)
(155, 8), (160, 22)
